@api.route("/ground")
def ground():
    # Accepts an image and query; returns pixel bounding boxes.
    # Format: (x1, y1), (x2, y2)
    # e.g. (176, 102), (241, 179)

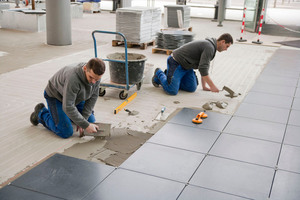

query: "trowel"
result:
(124, 109), (139, 116)
(222, 86), (241, 98)
(82, 122), (111, 139)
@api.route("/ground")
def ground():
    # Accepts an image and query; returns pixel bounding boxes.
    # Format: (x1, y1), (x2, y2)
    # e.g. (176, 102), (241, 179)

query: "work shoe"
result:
(152, 68), (161, 88)
(30, 103), (45, 126)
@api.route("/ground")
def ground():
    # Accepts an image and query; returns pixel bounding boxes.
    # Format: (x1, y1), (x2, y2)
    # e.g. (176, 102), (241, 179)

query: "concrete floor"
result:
(0, 3), (300, 191)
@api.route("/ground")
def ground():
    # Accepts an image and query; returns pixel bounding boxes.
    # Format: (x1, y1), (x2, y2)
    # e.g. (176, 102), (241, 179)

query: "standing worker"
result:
(30, 58), (106, 138)
(152, 33), (233, 95)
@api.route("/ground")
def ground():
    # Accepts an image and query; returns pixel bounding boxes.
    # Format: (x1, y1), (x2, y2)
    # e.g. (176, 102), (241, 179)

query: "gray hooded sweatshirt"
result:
(172, 38), (217, 76)
(45, 63), (100, 129)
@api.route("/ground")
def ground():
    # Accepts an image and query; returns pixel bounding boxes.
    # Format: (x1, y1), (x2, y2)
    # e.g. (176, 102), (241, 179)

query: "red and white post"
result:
(237, 7), (247, 42)
(252, 8), (265, 44)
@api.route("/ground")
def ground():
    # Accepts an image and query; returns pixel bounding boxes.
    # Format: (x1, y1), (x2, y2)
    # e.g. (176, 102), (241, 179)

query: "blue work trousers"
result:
(38, 91), (95, 138)
(156, 56), (198, 95)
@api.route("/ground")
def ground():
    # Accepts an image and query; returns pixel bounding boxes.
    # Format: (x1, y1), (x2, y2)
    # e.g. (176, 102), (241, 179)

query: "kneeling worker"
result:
(152, 33), (233, 95)
(30, 58), (106, 138)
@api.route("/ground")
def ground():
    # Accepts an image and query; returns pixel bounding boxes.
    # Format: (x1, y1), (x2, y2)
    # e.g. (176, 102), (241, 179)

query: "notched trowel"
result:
(81, 122), (111, 139)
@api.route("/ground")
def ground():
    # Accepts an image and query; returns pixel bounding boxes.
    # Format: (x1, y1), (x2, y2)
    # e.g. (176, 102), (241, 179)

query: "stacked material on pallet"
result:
(156, 31), (164, 49)
(164, 5), (190, 28)
(156, 30), (195, 50)
(116, 7), (161, 44)
(82, 1), (101, 13)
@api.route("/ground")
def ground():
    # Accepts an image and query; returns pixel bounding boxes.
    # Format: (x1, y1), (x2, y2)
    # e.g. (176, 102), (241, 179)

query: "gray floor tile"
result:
(168, 108), (231, 132)
(243, 91), (293, 109)
(210, 133), (281, 167)
(261, 67), (300, 79)
(178, 185), (249, 200)
(0, 185), (62, 200)
(288, 109), (300, 126)
(224, 116), (285, 143)
(284, 125), (300, 147)
(83, 169), (185, 200)
(278, 144), (300, 173)
(235, 103), (290, 124)
(295, 87), (300, 98)
(11, 154), (115, 200)
(270, 170), (300, 200)
(148, 123), (220, 153)
(292, 97), (300, 110)
(120, 143), (205, 182)
(270, 49), (300, 58)
(256, 74), (298, 87)
(189, 156), (274, 200)
(266, 49), (300, 71)
(251, 82), (296, 97)
(266, 61), (300, 72)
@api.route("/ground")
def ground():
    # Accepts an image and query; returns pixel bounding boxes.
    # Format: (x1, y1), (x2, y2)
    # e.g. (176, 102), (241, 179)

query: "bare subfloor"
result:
(62, 128), (153, 167)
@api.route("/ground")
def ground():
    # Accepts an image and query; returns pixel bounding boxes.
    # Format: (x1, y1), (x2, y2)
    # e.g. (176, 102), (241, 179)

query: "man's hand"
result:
(210, 85), (219, 93)
(201, 76), (219, 93)
(202, 86), (211, 91)
(85, 123), (99, 134)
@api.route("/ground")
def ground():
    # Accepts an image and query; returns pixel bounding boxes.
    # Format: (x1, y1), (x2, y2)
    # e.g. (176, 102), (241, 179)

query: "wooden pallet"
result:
(152, 47), (173, 55)
(112, 40), (155, 50)
(83, 10), (101, 13)
(161, 26), (193, 32)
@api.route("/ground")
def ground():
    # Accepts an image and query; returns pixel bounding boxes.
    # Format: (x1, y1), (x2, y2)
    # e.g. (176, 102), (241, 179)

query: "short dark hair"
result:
(86, 58), (105, 75)
(217, 33), (233, 44)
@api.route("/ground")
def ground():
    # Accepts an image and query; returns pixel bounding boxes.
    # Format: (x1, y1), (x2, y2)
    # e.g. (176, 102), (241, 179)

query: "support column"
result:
(46, 0), (72, 46)
(217, 0), (227, 27)
(121, 0), (132, 8)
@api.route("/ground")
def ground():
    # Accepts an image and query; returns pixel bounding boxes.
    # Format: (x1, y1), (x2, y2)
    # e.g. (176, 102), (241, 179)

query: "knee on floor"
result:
(56, 127), (73, 139)
(167, 90), (179, 95)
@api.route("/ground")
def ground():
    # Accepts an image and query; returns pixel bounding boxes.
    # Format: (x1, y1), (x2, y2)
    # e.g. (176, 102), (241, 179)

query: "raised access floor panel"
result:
(209, 133), (281, 167)
(178, 185), (249, 200)
(168, 107), (231, 132)
(270, 170), (300, 200)
(223, 116), (286, 142)
(0, 185), (63, 200)
(0, 154), (115, 200)
(120, 142), (205, 183)
(189, 155), (274, 200)
(147, 122), (220, 153)
(83, 168), (185, 200)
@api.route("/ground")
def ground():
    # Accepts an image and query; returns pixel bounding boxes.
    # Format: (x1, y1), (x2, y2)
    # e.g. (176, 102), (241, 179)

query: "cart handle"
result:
(92, 30), (129, 90)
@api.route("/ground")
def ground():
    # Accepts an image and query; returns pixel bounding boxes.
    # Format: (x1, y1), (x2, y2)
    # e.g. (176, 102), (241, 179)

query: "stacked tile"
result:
(116, 7), (161, 43)
(163, 31), (185, 50)
(156, 31), (164, 49)
(156, 30), (195, 50)
(151, 8), (162, 40)
(164, 5), (190, 28)
(179, 30), (195, 43)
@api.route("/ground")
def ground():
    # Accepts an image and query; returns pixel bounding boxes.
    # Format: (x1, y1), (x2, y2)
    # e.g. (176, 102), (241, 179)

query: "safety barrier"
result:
(252, 8), (265, 44)
(237, 7), (247, 42)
